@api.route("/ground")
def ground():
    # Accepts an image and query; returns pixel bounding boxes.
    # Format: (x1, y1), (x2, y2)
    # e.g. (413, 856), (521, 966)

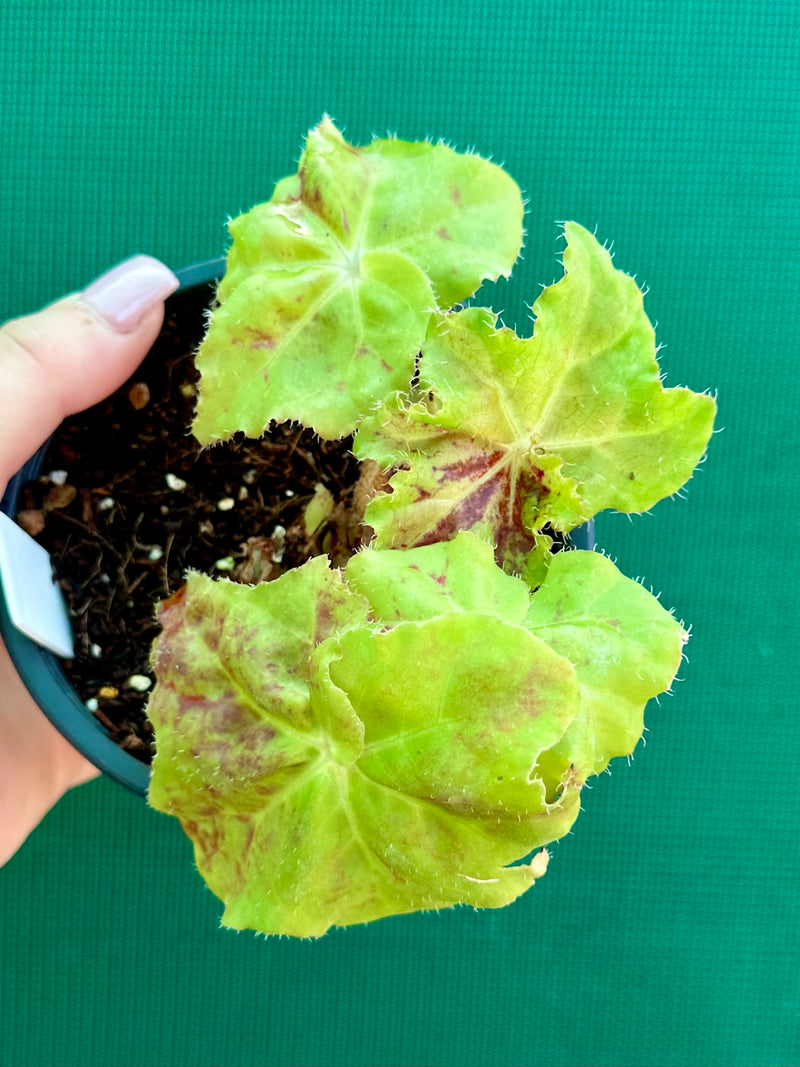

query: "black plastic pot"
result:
(0, 258), (594, 797)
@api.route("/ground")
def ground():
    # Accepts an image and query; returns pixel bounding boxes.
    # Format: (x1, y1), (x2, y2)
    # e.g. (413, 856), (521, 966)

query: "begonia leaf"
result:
(526, 548), (687, 782)
(356, 223), (715, 570)
(148, 542), (584, 937)
(192, 117), (524, 442)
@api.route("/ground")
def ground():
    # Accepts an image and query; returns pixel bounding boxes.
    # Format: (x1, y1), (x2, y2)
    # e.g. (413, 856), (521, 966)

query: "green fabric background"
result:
(1, 1), (797, 1064)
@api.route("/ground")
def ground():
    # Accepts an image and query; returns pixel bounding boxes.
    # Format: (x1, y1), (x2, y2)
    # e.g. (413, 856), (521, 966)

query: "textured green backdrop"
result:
(1, 2), (798, 1065)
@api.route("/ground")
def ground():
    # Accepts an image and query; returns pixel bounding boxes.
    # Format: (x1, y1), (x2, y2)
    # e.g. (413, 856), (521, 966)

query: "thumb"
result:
(0, 255), (179, 490)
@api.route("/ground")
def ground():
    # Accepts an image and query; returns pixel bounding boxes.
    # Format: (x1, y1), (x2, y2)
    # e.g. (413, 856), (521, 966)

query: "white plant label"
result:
(0, 511), (74, 658)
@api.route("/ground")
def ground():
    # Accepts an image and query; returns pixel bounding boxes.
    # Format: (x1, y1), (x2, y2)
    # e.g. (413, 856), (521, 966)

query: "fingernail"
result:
(81, 255), (180, 334)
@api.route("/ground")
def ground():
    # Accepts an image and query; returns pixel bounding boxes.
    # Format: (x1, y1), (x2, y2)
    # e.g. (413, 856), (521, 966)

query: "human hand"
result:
(0, 256), (179, 866)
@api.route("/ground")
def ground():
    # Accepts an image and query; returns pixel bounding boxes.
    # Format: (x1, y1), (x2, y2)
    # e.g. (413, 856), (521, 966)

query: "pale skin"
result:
(0, 260), (178, 865)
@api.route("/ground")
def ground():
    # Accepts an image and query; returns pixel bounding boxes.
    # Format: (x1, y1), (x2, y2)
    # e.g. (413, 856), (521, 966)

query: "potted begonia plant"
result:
(0, 118), (715, 937)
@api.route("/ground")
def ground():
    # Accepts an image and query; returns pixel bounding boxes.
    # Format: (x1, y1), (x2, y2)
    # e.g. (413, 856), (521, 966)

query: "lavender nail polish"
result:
(81, 255), (180, 334)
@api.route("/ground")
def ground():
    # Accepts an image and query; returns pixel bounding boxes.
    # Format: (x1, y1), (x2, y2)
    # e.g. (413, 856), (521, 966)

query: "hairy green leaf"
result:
(192, 117), (524, 442)
(147, 532), (685, 937)
(147, 541), (587, 937)
(525, 549), (687, 782)
(325, 615), (582, 894)
(356, 223), (716, 569)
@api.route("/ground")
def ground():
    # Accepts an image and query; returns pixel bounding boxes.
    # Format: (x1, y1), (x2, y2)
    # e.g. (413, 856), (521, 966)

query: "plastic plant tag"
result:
(0, 510), (74, 658)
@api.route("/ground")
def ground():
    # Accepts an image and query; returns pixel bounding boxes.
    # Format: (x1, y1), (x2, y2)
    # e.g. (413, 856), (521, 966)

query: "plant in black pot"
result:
(0, 119), (715, 937)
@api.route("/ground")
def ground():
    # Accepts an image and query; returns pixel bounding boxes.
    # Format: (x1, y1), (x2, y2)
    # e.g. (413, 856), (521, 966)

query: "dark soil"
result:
(16, 281), (364, 763)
